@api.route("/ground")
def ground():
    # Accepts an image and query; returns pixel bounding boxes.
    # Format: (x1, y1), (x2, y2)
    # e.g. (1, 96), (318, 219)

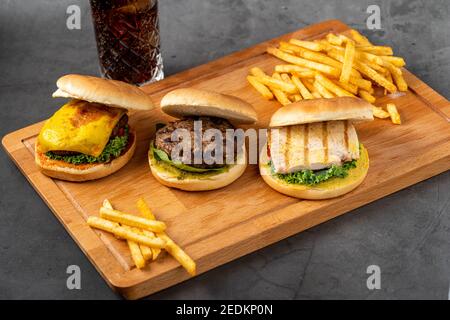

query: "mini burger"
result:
(149, 88), (257, 191)
(260, 97), (373, 200)
(35, 74), (154, 181)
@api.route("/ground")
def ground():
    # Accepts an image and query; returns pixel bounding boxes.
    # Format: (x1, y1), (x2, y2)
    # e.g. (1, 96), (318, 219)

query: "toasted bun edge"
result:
(160, 88), (257, 124)
(53, 74), (154, 111)
(270, 97), (373, 127)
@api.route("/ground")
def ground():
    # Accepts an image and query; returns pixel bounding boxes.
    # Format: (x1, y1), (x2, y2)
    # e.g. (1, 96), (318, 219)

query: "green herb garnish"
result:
(150, 143), (227, 173)
(273, 159), (357, 186)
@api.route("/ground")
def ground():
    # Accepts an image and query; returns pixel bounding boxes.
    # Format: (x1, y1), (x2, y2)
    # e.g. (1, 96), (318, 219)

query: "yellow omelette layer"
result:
(37, 100), (126, 157)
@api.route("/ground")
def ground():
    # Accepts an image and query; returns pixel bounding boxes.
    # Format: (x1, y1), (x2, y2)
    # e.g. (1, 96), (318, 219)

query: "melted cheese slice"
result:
(270, 120), (360, 174)
(37, 100), (126, 157)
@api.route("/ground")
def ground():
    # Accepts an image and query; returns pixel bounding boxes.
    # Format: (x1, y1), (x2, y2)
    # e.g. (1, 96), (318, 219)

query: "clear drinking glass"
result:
(89, 0), (164, 85)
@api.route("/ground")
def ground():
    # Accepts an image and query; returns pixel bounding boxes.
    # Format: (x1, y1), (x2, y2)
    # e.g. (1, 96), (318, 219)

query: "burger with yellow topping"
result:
(35, 74), (154, 181)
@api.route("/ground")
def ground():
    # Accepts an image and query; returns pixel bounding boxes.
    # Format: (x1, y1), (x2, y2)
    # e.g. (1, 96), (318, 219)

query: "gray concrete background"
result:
(0, 0), (449, 299)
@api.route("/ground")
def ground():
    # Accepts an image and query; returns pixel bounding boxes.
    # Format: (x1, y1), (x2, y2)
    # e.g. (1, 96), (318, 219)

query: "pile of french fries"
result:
(87, 198), (196, 275)
(247, 29), (403, 124)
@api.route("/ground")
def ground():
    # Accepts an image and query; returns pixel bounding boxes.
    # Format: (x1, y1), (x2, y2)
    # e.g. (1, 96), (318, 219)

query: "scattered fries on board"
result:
(246, 29), (406, 124)
(87, 198), (196, 275)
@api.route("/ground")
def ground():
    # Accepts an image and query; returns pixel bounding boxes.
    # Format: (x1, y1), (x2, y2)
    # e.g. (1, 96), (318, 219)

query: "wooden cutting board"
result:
(2, 20), (450, 299)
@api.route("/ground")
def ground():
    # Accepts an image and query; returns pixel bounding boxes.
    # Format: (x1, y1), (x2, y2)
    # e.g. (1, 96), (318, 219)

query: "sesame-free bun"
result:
(148, 142), (247, 191)
(160, 88), (257, 124)
(35, 129), (136, 182)
(259, 143), (369, 200)
(52, 74), (154, 111)
(269, 97), (373, 127)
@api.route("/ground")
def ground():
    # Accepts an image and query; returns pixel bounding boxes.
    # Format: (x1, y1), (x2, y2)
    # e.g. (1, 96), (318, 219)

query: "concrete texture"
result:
(0, 0), (449, 299)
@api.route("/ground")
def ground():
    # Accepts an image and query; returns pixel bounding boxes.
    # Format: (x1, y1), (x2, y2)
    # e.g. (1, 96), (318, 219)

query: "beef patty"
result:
(154, 116), (239, 169)
(50, 114), (129, 156)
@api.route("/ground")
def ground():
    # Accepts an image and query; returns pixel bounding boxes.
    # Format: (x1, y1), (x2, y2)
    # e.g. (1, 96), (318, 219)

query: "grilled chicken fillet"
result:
(269, 120), (359, 174)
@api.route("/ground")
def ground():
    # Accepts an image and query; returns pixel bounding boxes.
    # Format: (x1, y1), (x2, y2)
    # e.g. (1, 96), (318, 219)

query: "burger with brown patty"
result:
(149, 88), (258, 191)
(259, 97), (373, 200)
(35, 74), (154, 181)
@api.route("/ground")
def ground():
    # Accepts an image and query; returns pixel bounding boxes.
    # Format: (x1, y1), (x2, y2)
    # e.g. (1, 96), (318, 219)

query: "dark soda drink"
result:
(89, 0), (163, 85)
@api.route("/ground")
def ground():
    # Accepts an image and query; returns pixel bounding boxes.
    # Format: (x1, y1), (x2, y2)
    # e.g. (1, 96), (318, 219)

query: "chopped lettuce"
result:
(272, 159), (357, 186)
(46, 126), (129, 165)
(150, 143), (227, 173)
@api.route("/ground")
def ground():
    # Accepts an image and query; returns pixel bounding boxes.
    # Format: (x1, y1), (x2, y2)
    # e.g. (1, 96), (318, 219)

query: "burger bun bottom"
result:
(35, 129), (136, 182)
(148, 143), (247, 191)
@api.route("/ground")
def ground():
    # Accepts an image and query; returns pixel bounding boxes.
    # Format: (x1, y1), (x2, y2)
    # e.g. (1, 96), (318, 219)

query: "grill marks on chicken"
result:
(269, 120), (359, 174)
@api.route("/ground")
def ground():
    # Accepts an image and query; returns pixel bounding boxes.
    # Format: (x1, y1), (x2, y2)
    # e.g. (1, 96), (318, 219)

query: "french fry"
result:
(279, 48), (295, 55)
(331, 79), (358, 94)
(381, 59), (402, 76)
(372, 106), (390, 119)
(381, 59), (407, 91)
(274, 64), (315, 78)
(384, 71), (393, 95)
(140, 229), (159, 260)
(250, 65), (297, 94)
(280, 42), (341, 67)
(280, 73), (293, 84)
(392, 72), (408, 91)
(127, 238), (146, 269)
(159, 234), (196, 276)
(324, 48), (363, 80)
(349, 76), (373, 92)
(328, 45), (385, 73)
(289, 39), (323, 51)
(280, 42), (361, 79)
(291, 75), (314, 99)
(353, 60), (397, 93)
(250, 67), (267, 78)
(100, 207), (166, 233)
(281, 74), (301, 102)
(87, 216), (166, 248)
(248, 29), (408, 108)
(270, 73), (293, 105)
(103, 200), (152, 264)
(102, 199), (114, 210)
(358, 45), (394, 56)
(137, 239), (153, 261)
(315, 73), (354, 97)
(318, 39), (342, 52)
(358, 89), (376, 104)
(326, 33), (343, 46)
(364, 60), (388, 74)
(247, 75), (274, 100)
(252, 74), (297, 94)
(303, 79), (322, 98)
(326, 47), (345, 60)
(291, 70), (316, 79)
(274, 64), (309, 73)
(136, 198), (156, 220)
(136, 198), (161, 260)
(340, 39), (355, 83)
(267, 47), (340, 77)
(313, 80), (334, 98)
(356, 50), (384, 65)
(386, 103), (401, 124)
(380, 56), (406, 67)
(338, 34), (354, 43)
(350, 29), (372, 46)
(137, 198), (196, 276)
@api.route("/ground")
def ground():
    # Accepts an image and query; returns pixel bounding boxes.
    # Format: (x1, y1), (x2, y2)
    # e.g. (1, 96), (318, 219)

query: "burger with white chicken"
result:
(259, 97), (373, 200)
